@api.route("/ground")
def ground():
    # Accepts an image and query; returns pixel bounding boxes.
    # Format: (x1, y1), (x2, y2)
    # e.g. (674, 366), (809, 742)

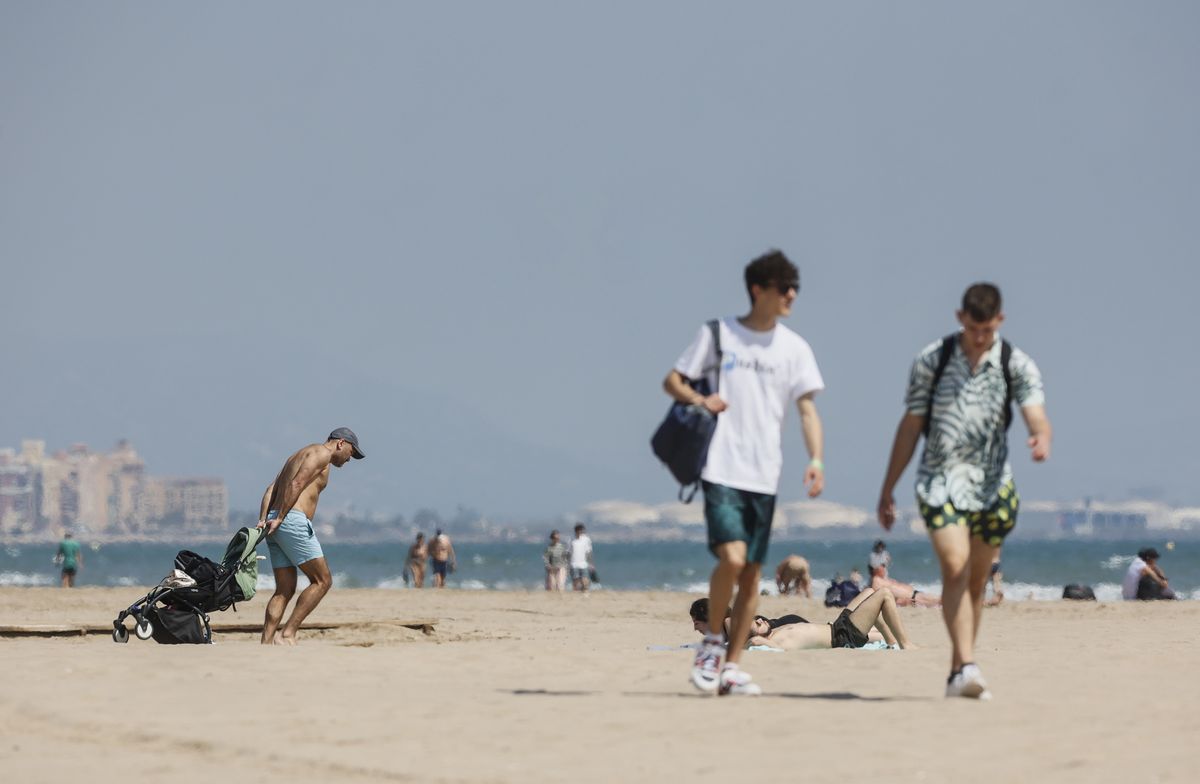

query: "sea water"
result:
(2, 538), (1196, 600)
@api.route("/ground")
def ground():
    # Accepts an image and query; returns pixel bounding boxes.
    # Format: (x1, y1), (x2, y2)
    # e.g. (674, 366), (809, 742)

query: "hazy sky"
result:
(3, 2), (1198, 519)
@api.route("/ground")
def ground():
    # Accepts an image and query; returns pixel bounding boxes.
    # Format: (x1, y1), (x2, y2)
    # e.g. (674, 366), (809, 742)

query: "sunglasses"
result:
(775, 281), (800, 294)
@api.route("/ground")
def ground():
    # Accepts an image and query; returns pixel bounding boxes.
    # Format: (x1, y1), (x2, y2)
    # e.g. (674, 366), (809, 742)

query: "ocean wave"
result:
(0, 571), (54, 587)
(1102, 554), (1135, 571)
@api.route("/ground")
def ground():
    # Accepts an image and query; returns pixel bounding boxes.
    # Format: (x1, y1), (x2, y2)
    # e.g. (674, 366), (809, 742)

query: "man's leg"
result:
(262, 567), (297, 644)
(929, 525), (972, 671)
(277, 557), (333, 644)
(967, 538), (999, 641)
(708, 540), (746, 642)
(724, 555), (760, 667)
(846, 587), (912, 648)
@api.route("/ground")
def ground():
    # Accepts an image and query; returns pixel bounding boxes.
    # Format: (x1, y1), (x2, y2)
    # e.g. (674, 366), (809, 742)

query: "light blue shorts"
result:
(266, 510), (325, 569)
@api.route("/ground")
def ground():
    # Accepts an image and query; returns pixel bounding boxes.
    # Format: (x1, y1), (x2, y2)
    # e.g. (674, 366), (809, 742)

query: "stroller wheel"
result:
(135, 618), (154, 641)
(112, 626), (129, 644)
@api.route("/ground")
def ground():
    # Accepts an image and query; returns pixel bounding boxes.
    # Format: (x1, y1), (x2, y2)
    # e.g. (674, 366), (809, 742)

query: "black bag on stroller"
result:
(111, 527), (267, 645)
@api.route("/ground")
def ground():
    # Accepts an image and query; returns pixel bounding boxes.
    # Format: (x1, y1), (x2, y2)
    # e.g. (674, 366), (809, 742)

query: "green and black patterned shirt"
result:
(905, 334), (1045, 511)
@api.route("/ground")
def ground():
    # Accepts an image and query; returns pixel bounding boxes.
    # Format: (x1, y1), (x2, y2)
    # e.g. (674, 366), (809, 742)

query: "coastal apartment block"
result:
(0, 439), (227, 538)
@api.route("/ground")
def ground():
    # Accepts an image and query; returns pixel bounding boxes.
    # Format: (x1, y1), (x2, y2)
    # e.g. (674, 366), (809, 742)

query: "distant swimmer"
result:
(877, 283), (1052, 700)
(430, 529), (456, 588)
(257, 427), (365, 645)
(406, 533), (428, 588)
(775, 555), (812, 598)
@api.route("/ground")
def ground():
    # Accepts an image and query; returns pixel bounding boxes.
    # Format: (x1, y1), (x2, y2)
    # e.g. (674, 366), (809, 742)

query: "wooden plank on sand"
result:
(0, 620), (438, 637)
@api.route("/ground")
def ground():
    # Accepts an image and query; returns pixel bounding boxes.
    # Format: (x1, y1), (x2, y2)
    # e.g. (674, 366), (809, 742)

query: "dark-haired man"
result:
(257, 427), (365, 645)
(664, 249), (825, 696)
(877, 283), (1051, 700)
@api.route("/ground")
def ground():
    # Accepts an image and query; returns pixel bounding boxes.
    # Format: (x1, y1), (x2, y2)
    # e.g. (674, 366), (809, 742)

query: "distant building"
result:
(0, 439), (227, 538)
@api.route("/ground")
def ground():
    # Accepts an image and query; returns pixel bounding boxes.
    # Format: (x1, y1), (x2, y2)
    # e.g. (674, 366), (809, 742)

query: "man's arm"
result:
(257, 484), (275, 527)
(1021, 404), (1053, 462)
(663, 370), (727, 414)
(797, 394), (824, 497)
(877, 413), (926, 529)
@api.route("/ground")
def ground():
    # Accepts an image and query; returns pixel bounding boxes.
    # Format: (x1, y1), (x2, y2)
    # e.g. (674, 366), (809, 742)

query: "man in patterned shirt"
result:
(876, 283), (1052, 700)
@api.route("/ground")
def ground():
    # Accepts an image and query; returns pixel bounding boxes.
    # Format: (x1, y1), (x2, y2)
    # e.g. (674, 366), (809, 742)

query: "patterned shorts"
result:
(918, 480), (1019, 547)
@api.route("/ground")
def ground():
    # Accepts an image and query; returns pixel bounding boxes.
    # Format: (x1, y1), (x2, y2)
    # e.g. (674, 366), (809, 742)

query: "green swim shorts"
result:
(702, 481), (776, 564)
(918, 480), (1019, 547)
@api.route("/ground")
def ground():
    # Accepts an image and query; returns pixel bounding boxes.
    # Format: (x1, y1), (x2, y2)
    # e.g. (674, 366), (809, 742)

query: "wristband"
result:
(809, 458), (824, 471)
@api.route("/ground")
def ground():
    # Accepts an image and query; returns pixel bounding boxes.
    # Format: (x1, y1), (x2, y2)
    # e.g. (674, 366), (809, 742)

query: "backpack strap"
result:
(706, 318), (723, 395)
(1000, 339), (1014, 432)
(678, 320), (724, 504)
(922, 334), (958, 438)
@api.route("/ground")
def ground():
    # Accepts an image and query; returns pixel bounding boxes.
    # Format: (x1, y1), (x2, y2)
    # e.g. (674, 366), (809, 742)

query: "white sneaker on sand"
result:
(946, 664), (991, 700)
(690, 637), (723, 693)
(718, 665), (761, 696)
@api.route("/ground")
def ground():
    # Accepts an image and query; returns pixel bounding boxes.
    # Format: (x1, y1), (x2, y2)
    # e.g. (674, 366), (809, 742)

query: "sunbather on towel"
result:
(689, 587), (916, 650)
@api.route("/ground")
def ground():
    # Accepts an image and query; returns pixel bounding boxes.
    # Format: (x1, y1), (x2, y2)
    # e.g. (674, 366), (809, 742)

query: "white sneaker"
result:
(718, 665), (762, 696)
(690, 637), (723, 693)
(946, 664), (991, 700)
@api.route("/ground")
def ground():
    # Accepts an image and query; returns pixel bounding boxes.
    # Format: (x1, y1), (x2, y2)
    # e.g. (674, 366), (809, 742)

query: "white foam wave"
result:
(0, 571), (54, 587)
(1102, 554), (1135, 571)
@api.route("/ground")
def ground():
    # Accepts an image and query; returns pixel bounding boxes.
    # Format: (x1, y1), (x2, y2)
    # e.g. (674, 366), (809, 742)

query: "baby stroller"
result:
(111, 526), (267, 644)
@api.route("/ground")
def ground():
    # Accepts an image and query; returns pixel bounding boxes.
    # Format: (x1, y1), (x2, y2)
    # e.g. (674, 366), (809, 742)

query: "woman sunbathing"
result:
(690, 587), (915, 651)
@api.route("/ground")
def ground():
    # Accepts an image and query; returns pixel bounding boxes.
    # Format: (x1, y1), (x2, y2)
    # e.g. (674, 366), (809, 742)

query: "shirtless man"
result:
(775, 554), (812, 597)
(406, 533), (428, 588)
(256, 428), (365, 644)
(429, 529), (456, 588)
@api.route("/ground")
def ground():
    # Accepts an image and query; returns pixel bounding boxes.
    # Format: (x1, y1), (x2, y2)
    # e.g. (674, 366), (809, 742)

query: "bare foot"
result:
(276, 630), (298, 646)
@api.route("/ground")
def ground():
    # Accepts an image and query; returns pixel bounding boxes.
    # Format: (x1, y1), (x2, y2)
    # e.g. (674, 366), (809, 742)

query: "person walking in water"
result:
(406, 533), (428, 588)
(543, 530), (568, 592)
(55, 531), (83, 588)
(877, 283), (1051, 700)
(430, 529), (456, 588)
(257, 427), (365, 645)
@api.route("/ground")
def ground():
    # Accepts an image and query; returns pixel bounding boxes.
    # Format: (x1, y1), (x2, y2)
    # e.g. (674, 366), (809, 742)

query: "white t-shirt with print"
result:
(569, 535), (592, 569)
(674, 317), (824, 495)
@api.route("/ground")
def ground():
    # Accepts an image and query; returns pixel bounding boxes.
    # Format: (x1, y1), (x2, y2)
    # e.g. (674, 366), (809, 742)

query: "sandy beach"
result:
(1, 587), (1196, 783)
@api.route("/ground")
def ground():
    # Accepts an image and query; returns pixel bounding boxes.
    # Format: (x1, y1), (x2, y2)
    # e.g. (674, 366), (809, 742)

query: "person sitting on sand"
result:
(869, 556), (941, 608)
(690, 588), (915, 650)
(775, 554), (812, 597)
(1122, 548), (1176, 601)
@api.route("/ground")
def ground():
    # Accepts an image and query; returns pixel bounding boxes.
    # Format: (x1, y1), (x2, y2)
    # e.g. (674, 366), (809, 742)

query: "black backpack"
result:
(651, 320), (723, 503)
(1062, 584), (1096, 601)
(824, 578), (862, 608)
(923, 333), (1014, 438)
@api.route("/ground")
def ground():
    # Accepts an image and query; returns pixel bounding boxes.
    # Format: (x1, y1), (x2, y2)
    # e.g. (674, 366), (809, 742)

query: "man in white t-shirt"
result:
(569, 523), (594, 592)
(664, 249), (826, 696)
(1122, 548), (1175, 600)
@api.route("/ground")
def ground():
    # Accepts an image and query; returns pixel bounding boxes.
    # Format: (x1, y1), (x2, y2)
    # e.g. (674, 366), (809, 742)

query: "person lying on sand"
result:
(690, 587), (915, 651)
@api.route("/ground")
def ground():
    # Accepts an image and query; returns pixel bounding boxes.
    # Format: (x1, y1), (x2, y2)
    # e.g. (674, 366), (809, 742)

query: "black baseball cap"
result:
(328, 427), (365, 459)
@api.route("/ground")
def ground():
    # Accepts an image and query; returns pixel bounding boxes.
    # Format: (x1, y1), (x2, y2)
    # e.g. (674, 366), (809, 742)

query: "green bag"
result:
(221, 527), (266, 602)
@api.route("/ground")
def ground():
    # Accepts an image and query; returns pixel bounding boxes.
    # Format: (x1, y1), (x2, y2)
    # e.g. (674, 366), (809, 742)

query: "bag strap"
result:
(922, 334), (957, 438)
(677, 319), (723, 504)
(706, 318), (723, 394)
(1000, 339), (1014, 432)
